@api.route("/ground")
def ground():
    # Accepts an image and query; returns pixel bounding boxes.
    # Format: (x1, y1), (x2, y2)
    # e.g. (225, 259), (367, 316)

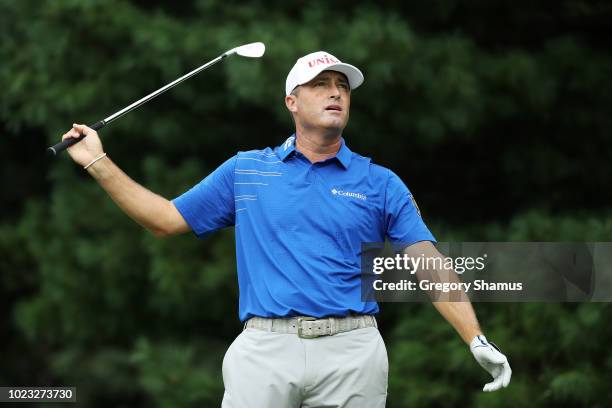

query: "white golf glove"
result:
(470, 335), (512, 392)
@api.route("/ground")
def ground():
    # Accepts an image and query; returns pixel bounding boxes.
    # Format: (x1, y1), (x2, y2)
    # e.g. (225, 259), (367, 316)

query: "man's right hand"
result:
(61, 123), (105, 167)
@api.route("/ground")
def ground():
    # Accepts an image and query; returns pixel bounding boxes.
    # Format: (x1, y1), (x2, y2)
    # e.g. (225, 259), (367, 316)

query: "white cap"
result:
(285, 51), (364, 96)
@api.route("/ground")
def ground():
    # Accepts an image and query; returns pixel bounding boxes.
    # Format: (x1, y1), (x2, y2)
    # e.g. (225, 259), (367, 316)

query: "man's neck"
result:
(294, 129), (342, 164)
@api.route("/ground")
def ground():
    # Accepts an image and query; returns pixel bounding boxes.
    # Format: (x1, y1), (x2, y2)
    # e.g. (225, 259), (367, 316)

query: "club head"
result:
(226, 42), (266, 58)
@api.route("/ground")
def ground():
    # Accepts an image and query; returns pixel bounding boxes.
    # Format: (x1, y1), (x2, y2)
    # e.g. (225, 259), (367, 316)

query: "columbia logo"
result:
(331, 188), (367, 200)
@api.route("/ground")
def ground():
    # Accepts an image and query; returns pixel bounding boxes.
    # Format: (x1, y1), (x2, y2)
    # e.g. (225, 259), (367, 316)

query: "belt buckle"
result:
(297, 316), (319, 339)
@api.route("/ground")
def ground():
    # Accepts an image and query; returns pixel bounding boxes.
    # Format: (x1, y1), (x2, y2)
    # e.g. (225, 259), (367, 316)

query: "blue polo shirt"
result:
(173, 135), (435, 321)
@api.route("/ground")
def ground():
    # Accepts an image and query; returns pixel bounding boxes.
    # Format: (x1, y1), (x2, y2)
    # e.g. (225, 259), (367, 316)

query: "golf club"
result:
(47, 41), (266, 155)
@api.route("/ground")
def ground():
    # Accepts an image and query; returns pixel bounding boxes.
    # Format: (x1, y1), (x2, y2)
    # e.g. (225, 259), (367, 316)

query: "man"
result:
(61, 51), (511, 407)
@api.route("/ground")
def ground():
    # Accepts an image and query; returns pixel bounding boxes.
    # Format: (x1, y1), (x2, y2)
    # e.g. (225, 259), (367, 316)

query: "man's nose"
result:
(329, 85), (341, 99)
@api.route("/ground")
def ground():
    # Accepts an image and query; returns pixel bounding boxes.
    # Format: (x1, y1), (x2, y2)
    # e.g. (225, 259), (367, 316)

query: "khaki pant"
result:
(221, 326), (388, 408)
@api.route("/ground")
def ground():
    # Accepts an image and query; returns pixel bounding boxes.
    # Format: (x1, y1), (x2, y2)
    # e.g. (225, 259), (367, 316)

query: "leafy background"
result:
(1, 0), (611, 406)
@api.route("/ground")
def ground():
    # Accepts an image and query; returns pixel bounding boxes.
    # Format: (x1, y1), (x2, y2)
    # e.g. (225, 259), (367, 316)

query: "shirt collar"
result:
(277, 135), (296, 161)
(335, 138), (353, 169)
(277, 134), (353, 169)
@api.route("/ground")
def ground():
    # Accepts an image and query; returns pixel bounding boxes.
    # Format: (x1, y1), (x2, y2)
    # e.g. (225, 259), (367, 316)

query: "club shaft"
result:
(48, 52), (230, 155)
(104, 53), (228, 124)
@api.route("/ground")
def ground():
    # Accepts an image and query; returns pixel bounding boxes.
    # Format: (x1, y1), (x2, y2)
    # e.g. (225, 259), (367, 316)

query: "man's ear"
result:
(285, 94), (298, 114)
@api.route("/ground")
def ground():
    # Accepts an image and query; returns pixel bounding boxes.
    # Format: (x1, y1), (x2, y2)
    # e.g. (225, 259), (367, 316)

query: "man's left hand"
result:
(470, 335), (512, 392)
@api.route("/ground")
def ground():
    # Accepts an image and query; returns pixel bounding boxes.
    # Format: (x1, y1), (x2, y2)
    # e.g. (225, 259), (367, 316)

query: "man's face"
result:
(285, 71), (351, 134)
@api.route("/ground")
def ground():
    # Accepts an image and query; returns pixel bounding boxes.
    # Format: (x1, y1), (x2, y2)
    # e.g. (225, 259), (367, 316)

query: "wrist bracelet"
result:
(84, 153), (107, 170)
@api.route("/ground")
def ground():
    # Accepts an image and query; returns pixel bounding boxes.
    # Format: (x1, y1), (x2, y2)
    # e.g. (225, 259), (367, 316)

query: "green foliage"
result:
(1, 0), (610, 406)
(130, 338), (225, 407)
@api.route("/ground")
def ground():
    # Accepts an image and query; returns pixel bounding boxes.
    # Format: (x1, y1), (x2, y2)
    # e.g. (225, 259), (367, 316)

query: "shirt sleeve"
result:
(384, 170), (436, 250)
(172, 156), (236, 238)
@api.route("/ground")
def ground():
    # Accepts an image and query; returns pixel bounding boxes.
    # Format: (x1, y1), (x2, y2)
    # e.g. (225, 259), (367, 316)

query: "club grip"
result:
(47, 120), (106, 156)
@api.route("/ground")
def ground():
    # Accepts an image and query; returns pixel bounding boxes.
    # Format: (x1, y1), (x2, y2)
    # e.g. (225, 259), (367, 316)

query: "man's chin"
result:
(320, 124), (345, 136)
(319, 118), (347, 131)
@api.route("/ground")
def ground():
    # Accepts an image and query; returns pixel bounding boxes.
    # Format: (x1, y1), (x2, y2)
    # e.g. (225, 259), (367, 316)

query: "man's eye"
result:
(339, 83), (349, 89)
